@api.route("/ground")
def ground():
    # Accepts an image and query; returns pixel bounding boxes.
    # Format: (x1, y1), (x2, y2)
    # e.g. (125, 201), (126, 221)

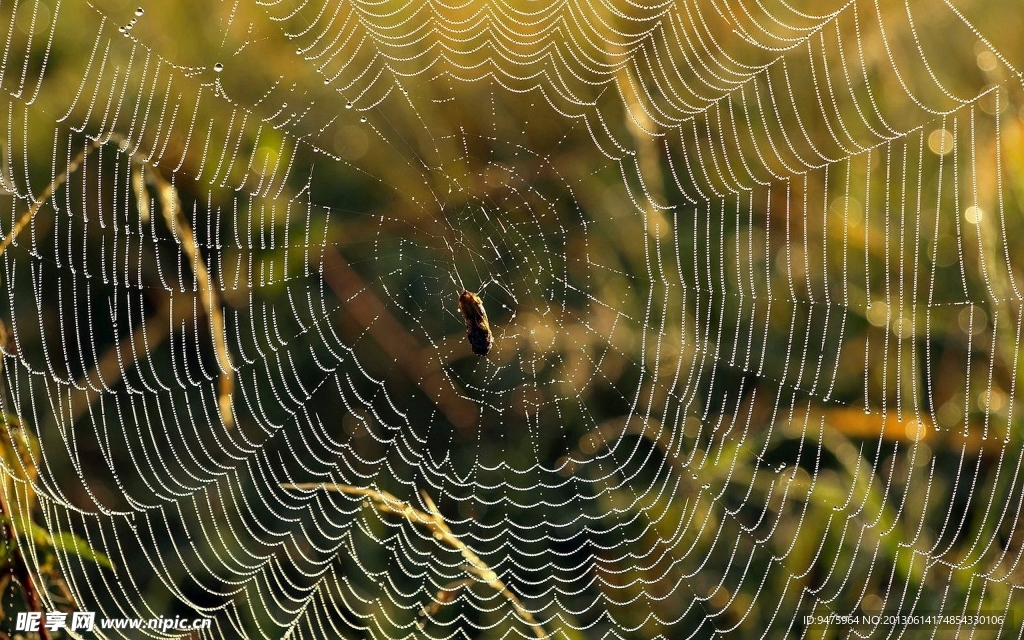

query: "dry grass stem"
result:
(0, 142), (98, 258)
(282, 482), (547, 638)
(3, 134), (236, 429)
(143, 164), (235, 429)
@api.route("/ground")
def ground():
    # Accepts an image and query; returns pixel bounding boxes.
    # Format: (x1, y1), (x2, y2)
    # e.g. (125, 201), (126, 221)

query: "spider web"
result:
(1, 0), (1023, 637)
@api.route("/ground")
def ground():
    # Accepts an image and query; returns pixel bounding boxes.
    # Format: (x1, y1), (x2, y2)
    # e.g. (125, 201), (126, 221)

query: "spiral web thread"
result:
(0, 0), (1022, 637)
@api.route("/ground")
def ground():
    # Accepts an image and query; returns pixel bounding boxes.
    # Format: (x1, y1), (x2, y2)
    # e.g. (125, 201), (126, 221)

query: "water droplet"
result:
(118, 26), (126, 33)
(360, 116), (367, 123)
(214, 63), (224, 72)
(135, 7), (145, 16)
(345, 102), (352, 109)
